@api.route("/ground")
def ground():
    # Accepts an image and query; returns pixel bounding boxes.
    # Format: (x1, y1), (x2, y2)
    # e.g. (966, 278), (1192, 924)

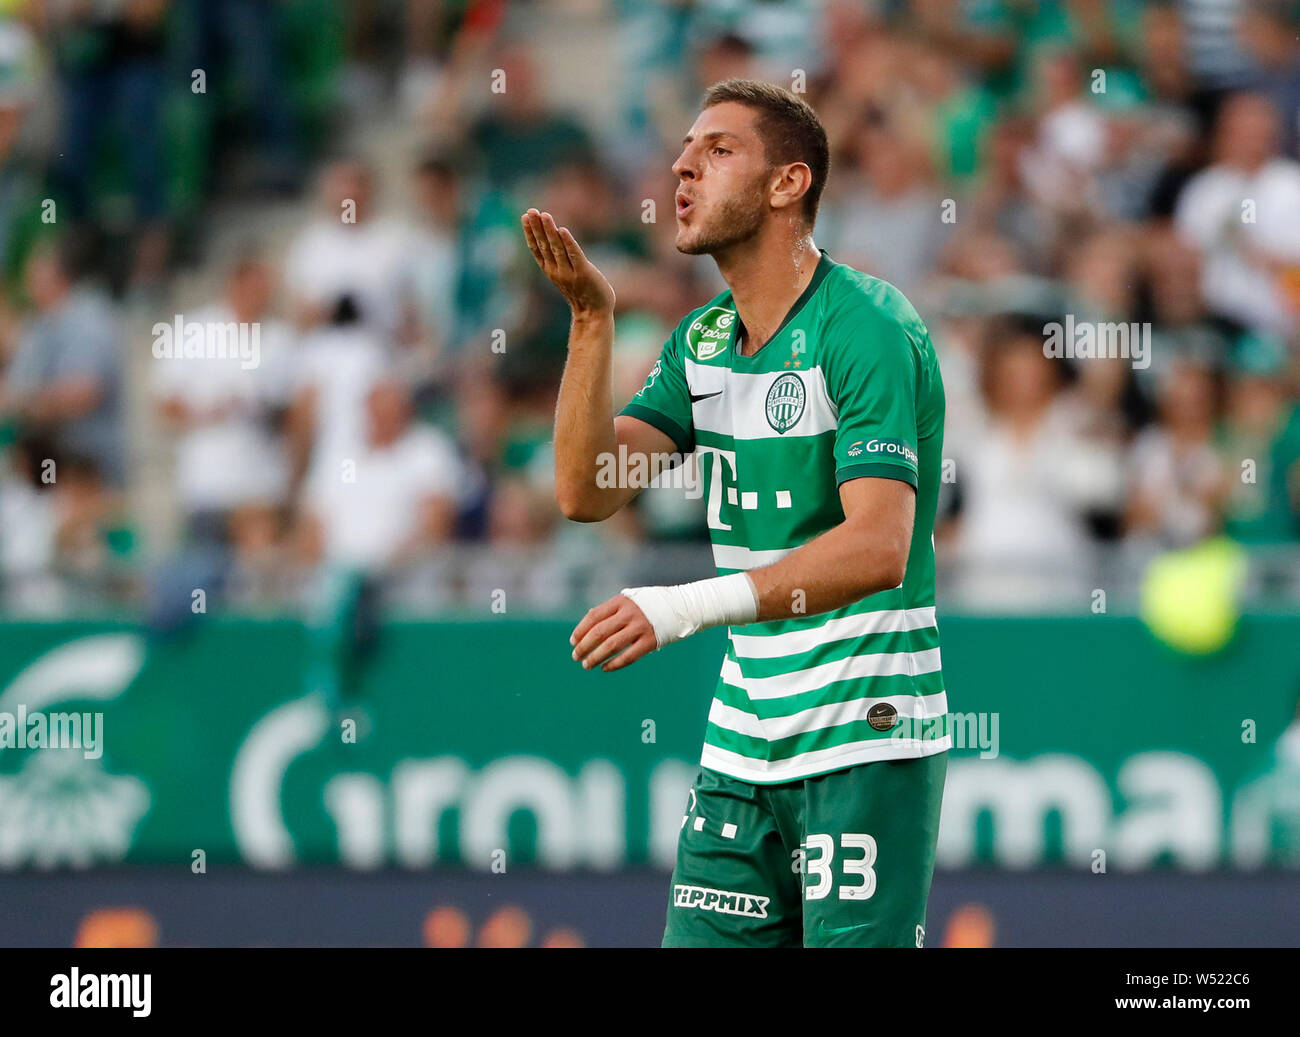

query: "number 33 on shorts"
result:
(801, 832), (928, 947)
(803, 832), (878, 900)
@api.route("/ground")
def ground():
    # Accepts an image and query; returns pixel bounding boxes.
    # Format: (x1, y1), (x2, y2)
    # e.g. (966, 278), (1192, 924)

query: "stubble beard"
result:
(676, 177), (768, 257)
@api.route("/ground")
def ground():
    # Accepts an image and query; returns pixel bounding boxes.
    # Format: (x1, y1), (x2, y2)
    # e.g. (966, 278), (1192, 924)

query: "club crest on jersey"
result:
(685, 306), (734, 361)
(765, 373), (806, 433)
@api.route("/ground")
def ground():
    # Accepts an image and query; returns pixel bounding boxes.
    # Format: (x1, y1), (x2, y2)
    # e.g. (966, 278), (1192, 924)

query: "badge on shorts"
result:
(867, 702), (898, 731)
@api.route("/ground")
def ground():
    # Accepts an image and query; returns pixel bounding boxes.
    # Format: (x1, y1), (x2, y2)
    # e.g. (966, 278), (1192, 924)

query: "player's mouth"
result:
(675, 192), (694, 219)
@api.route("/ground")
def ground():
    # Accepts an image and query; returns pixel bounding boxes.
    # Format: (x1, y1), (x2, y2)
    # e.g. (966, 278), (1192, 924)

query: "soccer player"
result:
(521, 79), (948, 948)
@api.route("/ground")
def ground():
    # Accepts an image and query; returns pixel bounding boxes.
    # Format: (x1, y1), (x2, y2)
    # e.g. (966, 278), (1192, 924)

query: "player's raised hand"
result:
(521, 209), (616, 317)
(569, 593), (658, 673)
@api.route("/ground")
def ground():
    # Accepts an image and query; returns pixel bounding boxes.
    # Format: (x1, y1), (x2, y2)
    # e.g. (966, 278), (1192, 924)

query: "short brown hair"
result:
(701, 78), (831, 224)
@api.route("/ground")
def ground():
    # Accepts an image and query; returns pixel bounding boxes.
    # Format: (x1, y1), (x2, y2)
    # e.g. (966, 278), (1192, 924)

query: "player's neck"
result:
(714, 230), (820, 356)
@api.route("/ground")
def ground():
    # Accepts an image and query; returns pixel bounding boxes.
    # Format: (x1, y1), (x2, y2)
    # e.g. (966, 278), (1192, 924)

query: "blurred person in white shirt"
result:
(0, 436), (56, 610)
(950, 322), (1125, 607)
(1175, 92), (1300, 335)
(298, 378), (462, 575)
(153, 254), (295, 545)
(287, 297), (390, 499)
(282, 159), (420, 342)
(1019, 49), (1110, 222)
(1125, 356), (1228, 548)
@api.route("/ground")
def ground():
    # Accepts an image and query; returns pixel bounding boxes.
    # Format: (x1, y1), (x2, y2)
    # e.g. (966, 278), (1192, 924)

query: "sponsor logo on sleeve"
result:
(846, 438), (918, 466)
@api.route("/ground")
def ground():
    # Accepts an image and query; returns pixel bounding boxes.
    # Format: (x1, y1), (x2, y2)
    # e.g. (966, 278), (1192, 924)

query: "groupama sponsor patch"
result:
(846, 438), (918, 467)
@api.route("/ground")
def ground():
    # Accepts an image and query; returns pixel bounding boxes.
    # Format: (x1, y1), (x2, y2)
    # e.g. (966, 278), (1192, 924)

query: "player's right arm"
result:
(522, 208), (681, 522)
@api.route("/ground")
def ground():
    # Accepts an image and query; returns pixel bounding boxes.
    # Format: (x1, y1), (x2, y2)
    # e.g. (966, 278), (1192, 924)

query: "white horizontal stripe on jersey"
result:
(729, 606), (937, 659)
(711, 543), (795, 570)
(684, 358), (839, 440)
(700, 733), (951, 783)
(720, 648), (943, 700)
(707, 700), (767, 739)
(708, 691), (949, 741)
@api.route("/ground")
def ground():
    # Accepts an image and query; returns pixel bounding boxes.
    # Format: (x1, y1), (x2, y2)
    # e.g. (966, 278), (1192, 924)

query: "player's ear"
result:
(770, 162), (813, 213)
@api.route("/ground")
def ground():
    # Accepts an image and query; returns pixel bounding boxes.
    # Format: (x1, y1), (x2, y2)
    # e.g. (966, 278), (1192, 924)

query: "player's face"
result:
(671, 102), (771, 256)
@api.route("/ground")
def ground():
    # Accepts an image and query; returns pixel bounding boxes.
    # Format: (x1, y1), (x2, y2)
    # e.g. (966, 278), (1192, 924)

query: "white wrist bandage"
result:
(621, 573), (759, 649)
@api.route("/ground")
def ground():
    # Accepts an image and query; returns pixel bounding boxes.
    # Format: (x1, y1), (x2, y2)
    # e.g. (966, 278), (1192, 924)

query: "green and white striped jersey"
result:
(620, 250), (949, 784)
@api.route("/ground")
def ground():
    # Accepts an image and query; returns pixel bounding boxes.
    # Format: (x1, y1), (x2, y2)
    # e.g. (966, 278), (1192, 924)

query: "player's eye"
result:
(712, 147), (730, 156)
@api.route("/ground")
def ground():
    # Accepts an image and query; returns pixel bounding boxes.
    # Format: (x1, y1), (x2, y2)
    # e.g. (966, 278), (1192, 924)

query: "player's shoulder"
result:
(667, 285), (738, 363)
(818, 260), (930, 345)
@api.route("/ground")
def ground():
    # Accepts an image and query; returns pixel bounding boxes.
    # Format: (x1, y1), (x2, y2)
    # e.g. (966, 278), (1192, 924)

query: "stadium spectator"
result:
(1239, 1), (1300, 157)
(282, 159), (421, 342)
(1141, 223), (1234, 361)
(297, 377), (463, 574)
(0, 433), (56, 608)
(1179, 0), (1260, 93)
(1126, 356), (1228, 547)
(45, 0), (172, 289)
(182, 0), (303, 195)
(950, 323), (1125, 605)
(1, 242), (125, 487)
(0, 434), (130, 613)
(1139, 3), (1198, 116)
(152, 254), (296, 548)
(1019, 48), (1110, 231)
(1174, 92), (1300, 335)
(902, 39), (998, 185)
(900, 0), (1017, 89)
(822, 123), (949, 297)
(288, 296), (391, 497)
(451, 43), (596, 191)
(49, 455), (129, 585)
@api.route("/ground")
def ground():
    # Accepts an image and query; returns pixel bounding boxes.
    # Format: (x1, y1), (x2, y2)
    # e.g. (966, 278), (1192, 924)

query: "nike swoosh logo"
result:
(689, 390), (723, 403)
(817, 919), (874, 938)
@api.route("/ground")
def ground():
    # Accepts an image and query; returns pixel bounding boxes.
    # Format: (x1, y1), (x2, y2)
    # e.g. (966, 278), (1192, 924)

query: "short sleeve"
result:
(823, 308), (921, 489)
(618, 326), (694, 454)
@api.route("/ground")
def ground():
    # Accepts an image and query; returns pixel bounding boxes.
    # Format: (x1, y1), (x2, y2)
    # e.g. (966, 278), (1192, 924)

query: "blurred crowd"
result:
(1, 0), (1300, 617)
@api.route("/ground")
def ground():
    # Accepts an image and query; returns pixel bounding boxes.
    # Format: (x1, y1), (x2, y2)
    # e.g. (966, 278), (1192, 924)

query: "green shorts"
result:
(663, 753), (947, 948)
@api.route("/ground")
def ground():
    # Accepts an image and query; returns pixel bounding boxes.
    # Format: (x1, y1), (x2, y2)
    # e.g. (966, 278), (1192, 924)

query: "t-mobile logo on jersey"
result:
(697, 446), (793, 531)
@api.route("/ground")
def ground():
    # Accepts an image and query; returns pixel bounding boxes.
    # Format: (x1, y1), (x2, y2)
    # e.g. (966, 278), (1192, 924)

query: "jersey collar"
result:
(730, 249), (834, 361)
